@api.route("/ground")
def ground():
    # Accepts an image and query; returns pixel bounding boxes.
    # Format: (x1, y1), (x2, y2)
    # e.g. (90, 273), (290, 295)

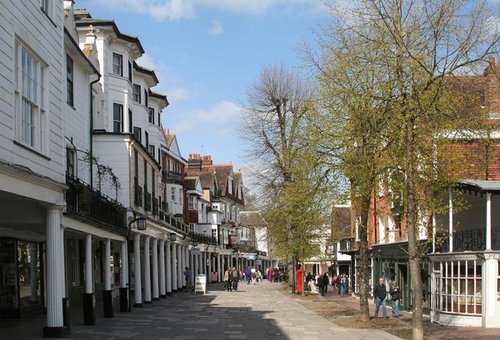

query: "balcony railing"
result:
(65, 174), (126, 231)
(338, 238), (356, 253)
(161, 170), (183, 184)
(188, 231), (217, 245)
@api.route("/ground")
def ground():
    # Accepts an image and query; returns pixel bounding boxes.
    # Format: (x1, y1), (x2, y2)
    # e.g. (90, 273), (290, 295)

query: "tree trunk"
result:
(406, 122), (424, 340)
(358, 195), (371, 321)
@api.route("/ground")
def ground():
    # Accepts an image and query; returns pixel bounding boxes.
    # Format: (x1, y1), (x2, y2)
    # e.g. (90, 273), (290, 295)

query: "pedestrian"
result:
(268, 267), (273, 282)
(318, 273), (326, 296)
(389, 281), (401, 318)
(296, 264), (303, 294)
(231, 267), (239, 292)
(224, 267), (231, 292)
(183, 267), (192, 292)
(245, 266), (252, 284)
(323, 272), (329, 294)
(335, 275), (341, 295)
(373, 277), (388, 320)
(340, 274), (347, 296)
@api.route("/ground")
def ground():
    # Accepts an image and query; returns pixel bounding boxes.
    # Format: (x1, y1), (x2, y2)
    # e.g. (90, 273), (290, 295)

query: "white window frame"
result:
(133, 84), (141, 103)
(113, 103), (123, 132)
(14, 40), (47, 153)
(438, 260), (482, 315)
(188, 196), (196, 210)
(112, 53), (123, 76)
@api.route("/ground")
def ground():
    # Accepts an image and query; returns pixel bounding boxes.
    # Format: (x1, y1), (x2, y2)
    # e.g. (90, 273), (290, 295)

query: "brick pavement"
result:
(0, 281), (401, 340)
(319, 287), (500, 340)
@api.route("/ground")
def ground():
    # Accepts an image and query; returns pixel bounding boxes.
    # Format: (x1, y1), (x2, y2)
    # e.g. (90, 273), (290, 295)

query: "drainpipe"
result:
(89, 74), (100, 188)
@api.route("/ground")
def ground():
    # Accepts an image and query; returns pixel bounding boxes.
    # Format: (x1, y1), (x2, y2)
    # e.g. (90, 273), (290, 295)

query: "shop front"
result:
(0, 238), (44, 319)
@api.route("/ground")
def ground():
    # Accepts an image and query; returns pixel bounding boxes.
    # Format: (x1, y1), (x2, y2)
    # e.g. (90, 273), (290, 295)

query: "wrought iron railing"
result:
(338, 238), (356, 252)
(65, 174), (125, 230)
(188, 231), (217, 245)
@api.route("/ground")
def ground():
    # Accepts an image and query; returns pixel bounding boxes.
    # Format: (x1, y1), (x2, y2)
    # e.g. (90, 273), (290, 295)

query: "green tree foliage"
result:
(313, 0), (499, 337)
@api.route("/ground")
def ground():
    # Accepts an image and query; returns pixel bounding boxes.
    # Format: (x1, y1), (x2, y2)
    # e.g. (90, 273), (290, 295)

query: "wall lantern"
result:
(128, 215), (147, 231)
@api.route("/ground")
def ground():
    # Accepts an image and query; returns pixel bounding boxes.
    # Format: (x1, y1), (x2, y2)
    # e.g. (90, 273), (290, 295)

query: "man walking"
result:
(373, 277), (388, 320)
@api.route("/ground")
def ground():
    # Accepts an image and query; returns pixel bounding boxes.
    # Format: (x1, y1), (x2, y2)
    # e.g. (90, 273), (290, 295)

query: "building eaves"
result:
(75, 18), (145, 54)
(64, 27), (100, 76)
(133, 60), (159, 85)
(459, 179), (500, 194)
(149, 89), (169, 107)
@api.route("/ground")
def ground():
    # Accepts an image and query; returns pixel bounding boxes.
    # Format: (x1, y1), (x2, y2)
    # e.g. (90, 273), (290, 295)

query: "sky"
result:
(81, 0), (332, 173)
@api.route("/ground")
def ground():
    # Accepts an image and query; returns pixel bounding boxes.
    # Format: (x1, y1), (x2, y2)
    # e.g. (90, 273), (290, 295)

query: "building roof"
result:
(459, 179), (500, 193)
(74, 10), (145, 54)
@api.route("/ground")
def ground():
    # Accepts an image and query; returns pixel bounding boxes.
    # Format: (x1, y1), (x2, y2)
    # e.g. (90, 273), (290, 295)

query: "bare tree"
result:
(241, 64), (333, 293)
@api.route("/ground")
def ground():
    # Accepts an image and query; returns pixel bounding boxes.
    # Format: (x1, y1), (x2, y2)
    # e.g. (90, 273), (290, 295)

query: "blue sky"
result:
(82, 0), (332, 171)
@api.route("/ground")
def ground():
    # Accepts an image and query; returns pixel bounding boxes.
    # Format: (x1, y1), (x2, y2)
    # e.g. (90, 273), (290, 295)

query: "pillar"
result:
(172, 242), (178, 292)
(82, 234), (95, 325)
(133, 233), (143, 307)
(159, 240), (166, 298)
(152, 238), (159, 301)
(177, 243), (182, 290)
(43, 206), (69, 337)
(143, 236), (151, 303)
(166, 241), (172, 295)
(119, 240), (129, 312)
(102, 239), (113, 317)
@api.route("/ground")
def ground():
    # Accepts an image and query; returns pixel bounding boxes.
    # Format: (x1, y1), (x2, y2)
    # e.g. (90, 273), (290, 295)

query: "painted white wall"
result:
(0, 0), (65, 183)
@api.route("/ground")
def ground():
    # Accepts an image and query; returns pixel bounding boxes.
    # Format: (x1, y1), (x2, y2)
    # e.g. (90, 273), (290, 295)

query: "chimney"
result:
(188, 154), (202, 170)
(83, 25), (96, 51)
(202, 155), (213, 166)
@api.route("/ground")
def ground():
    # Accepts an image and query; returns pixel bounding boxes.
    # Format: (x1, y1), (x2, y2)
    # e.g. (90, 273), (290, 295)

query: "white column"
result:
(85, 234), (93, 294)
(177, 244), (182, 289)
(208, 252), (212, 280)
(166, 241), (172, 294)
(198, 252), (203, 276)
(172, 242), (178, 291)
(448, 189), (453, 252)
(180, 245), (185, 287)
(104, 239), (111, 291)
(134, 233), (142, 305)
(144, 236), (151, 302)
(482, 255), (500, 327)
(218, 253), (222, 282)
(152, 238), (159, 300)
(190, 248), (195, 283)
(46, 206), (64, 328)
(486, 192), (492, 250)
(159, 240), (166, 297)
(121, 241), (128, 288)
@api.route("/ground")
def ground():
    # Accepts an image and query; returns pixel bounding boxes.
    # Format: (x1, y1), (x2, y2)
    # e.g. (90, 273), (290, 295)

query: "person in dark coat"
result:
(389, 281), (401, 318)
(373, 277), (388, 319)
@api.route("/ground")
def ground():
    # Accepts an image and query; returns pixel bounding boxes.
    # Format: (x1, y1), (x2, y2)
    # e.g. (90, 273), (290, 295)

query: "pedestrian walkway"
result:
(317, 287), (500, 340)
(0, 281), (401, 340)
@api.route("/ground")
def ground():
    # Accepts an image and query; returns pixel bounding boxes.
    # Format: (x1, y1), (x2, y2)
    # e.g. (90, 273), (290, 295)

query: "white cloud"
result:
(171, 101), (242, 134)
(167, 87), (191, 102)
(209, 20), (224, 35)
(89, 0), (194, 21)
(136, 53), (157, 70)
(89, 0), (327, 21)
